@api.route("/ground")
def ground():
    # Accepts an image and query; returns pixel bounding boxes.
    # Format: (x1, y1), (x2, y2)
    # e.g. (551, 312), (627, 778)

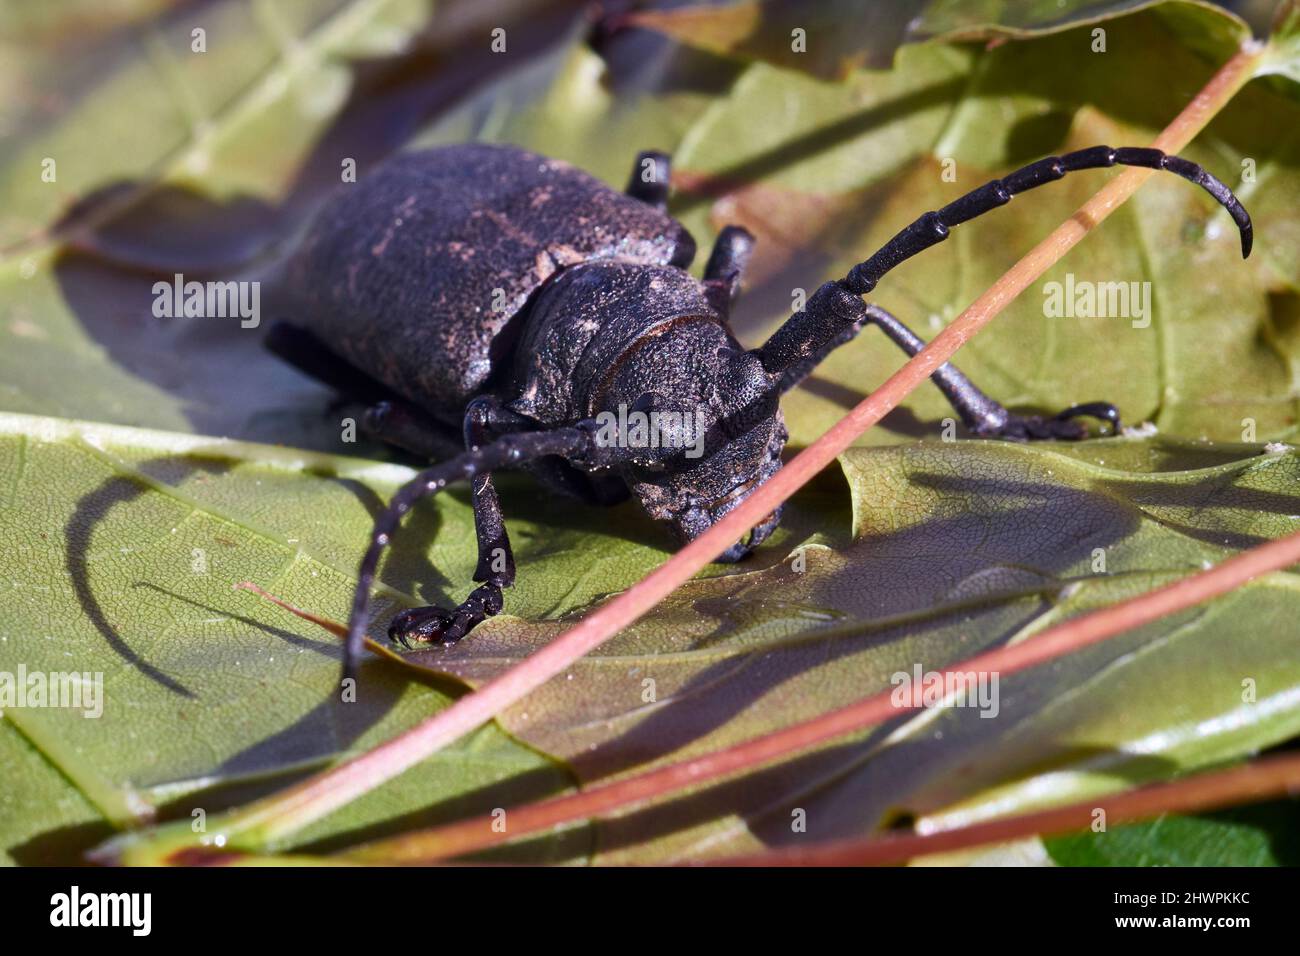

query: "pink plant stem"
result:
(701, 751), (1300, 866)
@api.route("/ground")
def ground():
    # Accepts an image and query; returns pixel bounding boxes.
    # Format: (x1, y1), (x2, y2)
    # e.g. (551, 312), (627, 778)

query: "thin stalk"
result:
(700, 751), (1300, 866)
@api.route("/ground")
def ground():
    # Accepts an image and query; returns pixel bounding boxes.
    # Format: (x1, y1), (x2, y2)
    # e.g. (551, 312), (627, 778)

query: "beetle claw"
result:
(388, 605), (467, 648)
(387, 582), (504, 648)
(993, 414), (1087, 442)
(983, 401), (1121, 442)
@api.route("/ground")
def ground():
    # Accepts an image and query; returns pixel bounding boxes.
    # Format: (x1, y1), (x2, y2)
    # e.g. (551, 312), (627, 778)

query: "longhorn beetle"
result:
(267, 143), (1252, 681)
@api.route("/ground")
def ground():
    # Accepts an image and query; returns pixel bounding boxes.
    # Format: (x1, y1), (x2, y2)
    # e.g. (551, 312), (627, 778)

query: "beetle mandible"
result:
(268, 143), (1252, 681)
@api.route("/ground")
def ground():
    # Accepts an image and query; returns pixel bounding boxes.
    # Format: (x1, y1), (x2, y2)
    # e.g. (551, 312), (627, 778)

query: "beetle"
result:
(267, 142), (1252, 681)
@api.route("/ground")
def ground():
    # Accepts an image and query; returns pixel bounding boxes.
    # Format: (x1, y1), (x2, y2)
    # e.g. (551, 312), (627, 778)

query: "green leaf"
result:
(0, 412), (584, 858)
(621, 0), (1249, 79)
(1257, 2), (1300, 104)
(0, 0), (433, 251)
(912, 0), (1249, 48)
(0, 0), (429, 441)
(0, 0), (576, 444)
(347, 437), (1300, 862)
(5, 1), (1300, 865)
(0, 718), (107, 866)
(411, 24), (743, 189)
(623, 0), (928, 80)
(1045, 799), (1300, 865)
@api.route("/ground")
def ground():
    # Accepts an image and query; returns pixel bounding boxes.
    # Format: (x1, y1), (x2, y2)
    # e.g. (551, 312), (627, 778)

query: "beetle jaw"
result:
(655, 415), (788, 561)
(679, 500), (784, 562)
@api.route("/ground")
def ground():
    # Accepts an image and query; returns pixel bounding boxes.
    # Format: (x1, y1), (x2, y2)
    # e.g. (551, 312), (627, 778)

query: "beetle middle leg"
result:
(703, 225), (756, 314)
(625, 150), (672, 210)
(353, 399), (465, 460)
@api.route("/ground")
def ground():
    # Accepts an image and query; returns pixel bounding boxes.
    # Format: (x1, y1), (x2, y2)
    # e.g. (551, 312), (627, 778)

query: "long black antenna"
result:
(842, 146), (1251, 299)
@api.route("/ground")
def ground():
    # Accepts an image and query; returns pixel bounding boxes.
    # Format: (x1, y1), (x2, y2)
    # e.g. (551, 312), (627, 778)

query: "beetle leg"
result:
(472, 399), (631, 506)
(703, 225), (755, 314)
(355, 400), (464, 460)
(462, 396), (527, 589)
(769, 293), (1120, 440)
(626, 150), (672, 210)
(848, 304), (1122, 439)
(386, 396), (532, 650)
(342, 423), (603, 681)
(988, 402), (1123, 442)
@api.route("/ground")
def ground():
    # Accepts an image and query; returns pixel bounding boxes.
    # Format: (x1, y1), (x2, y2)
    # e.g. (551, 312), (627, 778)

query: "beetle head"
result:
(593, 320), (787, 561)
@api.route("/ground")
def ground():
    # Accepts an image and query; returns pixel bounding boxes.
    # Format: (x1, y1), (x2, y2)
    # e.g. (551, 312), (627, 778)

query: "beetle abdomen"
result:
(283, 143), (696, 420)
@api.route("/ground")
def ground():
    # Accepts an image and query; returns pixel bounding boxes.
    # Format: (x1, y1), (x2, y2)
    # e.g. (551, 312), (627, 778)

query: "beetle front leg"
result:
(341, 424), (600, 678)
(854, 302), (1119, 440)
(863, 300), (1118, 439)
(387, 396), (531, 647)
(761, 284), (1119, 440)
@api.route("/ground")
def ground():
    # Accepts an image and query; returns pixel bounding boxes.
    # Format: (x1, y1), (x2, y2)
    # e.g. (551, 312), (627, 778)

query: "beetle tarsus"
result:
(971, 401), (1121, 441)
(1057, 401), (1122, 434)
(389, 582), (504, 648)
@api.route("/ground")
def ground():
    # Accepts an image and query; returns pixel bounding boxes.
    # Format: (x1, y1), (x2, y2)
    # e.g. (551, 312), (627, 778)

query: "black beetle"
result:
(267, 142), (1252, 681)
